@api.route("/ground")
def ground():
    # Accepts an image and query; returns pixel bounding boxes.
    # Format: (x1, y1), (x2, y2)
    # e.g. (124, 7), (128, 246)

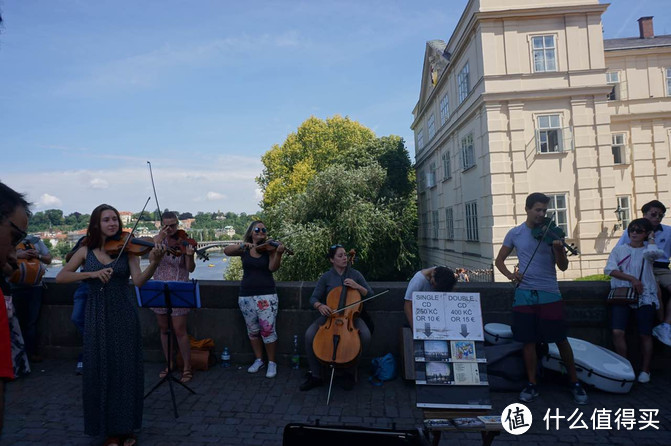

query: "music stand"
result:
(136, 279), (200, 418)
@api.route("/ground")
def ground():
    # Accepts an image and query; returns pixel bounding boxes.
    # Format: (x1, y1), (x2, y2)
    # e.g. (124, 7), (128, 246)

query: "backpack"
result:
(369, 353), (397, 385)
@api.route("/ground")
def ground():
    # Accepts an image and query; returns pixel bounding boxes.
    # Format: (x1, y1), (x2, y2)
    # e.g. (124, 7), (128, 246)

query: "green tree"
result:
(266, 163), (419, 281)
(257, 115), (376, 209)
(44, 209), (64, 226)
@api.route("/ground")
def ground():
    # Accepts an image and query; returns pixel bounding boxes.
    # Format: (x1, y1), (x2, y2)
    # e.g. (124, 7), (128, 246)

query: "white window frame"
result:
(546, 194), (569, 236)
(532, 35), (557, 73)
(611, 133), (627, 165)
(606, 71), (620, 101)
(446, 207), (454, 240)
(440, 93), (450, 124)
(458, 62), (470, 103)
(432, 210), (439, 239)
(416, 129), (424, 151)
(465, 201), (479, 242)
(460, 134), (475, 171)
(536, 114), (563, 153)
(617, 196), (631, 229)
(666, 68), (671, 96)
(428, 114), (436, 140)
(442, 151), (452, 180)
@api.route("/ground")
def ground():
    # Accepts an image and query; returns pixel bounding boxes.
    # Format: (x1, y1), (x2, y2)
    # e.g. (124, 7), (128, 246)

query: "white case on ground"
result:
(484, 323), (513, 345)
(542, 337), (635, 394)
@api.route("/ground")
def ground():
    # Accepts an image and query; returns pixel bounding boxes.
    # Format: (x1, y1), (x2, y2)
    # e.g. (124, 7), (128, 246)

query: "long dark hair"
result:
(243, 220), (266, 244)
(84, 204), (123, 249)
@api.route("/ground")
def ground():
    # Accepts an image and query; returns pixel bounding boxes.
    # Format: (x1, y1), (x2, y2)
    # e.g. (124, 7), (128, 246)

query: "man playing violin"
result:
(152, 212), (196, 384)
(495, 192), (588, 405)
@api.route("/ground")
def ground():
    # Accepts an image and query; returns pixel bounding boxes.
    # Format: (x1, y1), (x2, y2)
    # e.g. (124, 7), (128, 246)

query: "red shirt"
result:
(0, 289), (15, 379)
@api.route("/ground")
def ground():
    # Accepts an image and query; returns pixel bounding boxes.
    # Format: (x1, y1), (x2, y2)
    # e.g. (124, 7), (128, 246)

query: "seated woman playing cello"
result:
(299, 244), (374, 391)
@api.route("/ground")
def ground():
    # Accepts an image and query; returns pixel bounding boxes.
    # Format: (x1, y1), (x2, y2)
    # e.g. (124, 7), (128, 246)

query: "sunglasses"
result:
(253, 227), (267, 234)
(648, 212), (665, 218)
(9, 220), (28, 246)
(330, 244), (343, 250)
(629, 228), (647, 234)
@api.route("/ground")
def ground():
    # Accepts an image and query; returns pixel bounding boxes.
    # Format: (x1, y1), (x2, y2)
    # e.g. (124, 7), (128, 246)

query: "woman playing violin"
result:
(151, 212), (196, 384)
(223, 220), (285, 378)
(56, 204), (166, 446)
(299, 244), (374, 392)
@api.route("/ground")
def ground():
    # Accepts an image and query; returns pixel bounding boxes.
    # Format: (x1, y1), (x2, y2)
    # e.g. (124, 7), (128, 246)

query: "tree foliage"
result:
(259, 118), (420, 281)
(257, 115), (377, 209)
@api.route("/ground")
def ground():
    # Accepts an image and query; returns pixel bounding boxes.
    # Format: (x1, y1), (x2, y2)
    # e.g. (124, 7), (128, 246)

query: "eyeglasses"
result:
(629, 228), (647, 234)
(253, 227), (267, 234)
(9, 220), (28, 246)
(648, 212), (665, 219)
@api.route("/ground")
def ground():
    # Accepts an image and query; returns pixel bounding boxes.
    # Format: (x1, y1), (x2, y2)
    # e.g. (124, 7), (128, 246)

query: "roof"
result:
(604, 34), (671, 51)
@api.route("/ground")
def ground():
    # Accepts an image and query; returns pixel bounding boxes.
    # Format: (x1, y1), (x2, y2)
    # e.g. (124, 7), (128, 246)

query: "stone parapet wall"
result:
(37, 279), (624, 366)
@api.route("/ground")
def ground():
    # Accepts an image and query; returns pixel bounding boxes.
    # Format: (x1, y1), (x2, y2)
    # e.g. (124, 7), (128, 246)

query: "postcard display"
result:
(412, 291), (492, 409)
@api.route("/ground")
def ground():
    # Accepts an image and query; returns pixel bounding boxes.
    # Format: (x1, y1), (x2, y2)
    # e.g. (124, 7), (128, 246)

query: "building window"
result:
(458, 62), (470, 103)
(461, 134), (475, 170)
(442, 151), (451, 180)
(432, 211), (439, 239)
(416, 129), (424, 150)
(440, 93), (450, 124)
(465, 201), (479, 241)
(666, 68), (671, 96)
(446, 207), (454, 240)
(536, 114), (563, 153)
(612, 133), (626, 165)
(617, 196), (631, 229)
(427, 162), (437, 188)
(428, 114), (436, 140)
(422, 212), (429, 239)
(418, 169), (426, 191)
(606, 71), (620, 100)
(532, 35), (557, 72)
(546, 194), (568, 236)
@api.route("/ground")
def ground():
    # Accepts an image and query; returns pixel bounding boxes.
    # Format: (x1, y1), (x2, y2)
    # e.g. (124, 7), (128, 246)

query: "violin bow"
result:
(147, 161), (163, 223)
(515, 211), (556, 288)
(102, 196), (151, 290)
(329, 289), (390, 315)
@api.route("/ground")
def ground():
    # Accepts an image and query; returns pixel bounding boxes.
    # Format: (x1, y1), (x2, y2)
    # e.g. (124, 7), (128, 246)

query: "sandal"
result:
(103, 438), (121, 446)
(122, 434), (137, 446)
(180, 368), (193, 383)
(159, 368), (169, 379)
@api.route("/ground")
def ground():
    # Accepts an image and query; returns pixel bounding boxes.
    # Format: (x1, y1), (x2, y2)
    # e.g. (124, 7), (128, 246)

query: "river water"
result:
(44, 252), (231, 280)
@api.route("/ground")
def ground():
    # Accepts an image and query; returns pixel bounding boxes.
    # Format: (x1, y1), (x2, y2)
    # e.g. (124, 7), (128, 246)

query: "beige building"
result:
(411, 0), (671, 280)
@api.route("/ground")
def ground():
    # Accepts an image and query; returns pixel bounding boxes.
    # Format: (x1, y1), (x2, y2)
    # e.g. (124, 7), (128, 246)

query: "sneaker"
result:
(266, 361), (277, 378)
(247, 359), (265, 373)
(652, 323), (671, 347)
(75, 361), (83, 375)
(519, 383), (539, 402)
(571, 382), (588, 405)
(637, 371), (651, 383)
(299, 374), (324, 391)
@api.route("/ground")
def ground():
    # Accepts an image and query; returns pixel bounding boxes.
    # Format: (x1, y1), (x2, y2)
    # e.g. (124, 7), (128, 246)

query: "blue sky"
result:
(1, 0), (669, 215)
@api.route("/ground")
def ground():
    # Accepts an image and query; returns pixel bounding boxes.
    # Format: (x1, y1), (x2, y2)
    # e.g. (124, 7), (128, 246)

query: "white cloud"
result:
(90, 178), (109, 189)
(206, 191), (226, 201)
(39, 193), (62, 207)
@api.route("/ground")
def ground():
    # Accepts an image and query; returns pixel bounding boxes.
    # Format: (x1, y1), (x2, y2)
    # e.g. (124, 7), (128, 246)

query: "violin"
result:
(531, 217), (579, 256)
(104, 230), (179, 257)
(254, 239), (294, 256)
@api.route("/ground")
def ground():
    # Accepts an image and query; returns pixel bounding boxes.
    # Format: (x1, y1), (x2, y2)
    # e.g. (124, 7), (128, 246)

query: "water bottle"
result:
(221, 347), (231, 368)
(291, 335), (300, 369)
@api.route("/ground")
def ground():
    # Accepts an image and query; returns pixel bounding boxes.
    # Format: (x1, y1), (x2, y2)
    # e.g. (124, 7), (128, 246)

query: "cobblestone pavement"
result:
(2, 359), (670, 445)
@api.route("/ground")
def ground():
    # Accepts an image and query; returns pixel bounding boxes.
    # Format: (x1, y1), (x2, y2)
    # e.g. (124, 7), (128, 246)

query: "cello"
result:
(312, 250), (363, 403)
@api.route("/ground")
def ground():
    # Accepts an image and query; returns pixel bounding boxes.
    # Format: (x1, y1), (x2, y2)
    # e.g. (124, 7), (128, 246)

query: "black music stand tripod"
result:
(136, 280), (200, 418)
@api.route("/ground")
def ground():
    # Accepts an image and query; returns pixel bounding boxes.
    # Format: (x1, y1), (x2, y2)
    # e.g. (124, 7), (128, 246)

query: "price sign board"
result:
(411, 292), (483, 341)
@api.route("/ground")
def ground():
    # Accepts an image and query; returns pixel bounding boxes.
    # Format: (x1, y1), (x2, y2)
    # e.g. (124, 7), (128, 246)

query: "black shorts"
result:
(512, 300), (567, 344)
(610, 304), (655, 335)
